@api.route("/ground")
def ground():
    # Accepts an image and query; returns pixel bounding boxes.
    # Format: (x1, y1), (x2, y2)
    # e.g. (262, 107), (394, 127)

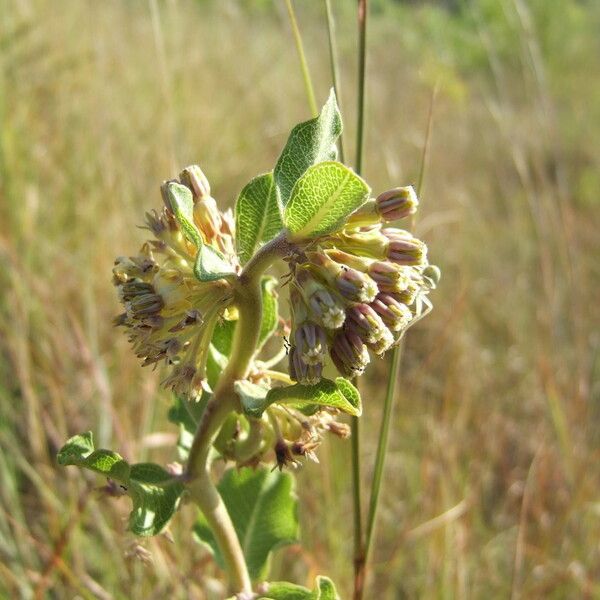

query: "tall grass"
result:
(1, 0), (599, 598)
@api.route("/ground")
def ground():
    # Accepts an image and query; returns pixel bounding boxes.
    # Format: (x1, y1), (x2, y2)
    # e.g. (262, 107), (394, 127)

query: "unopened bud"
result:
(367, 261), (410, 294)
(309, 252), (378, 303)
(346, 199), (380, 227)
(421, 264), (441, 289)
(193, 196), (222, 241)
(296, 270), (345, 330)
(370, 293), (412, 331)
(346, 304), (388, 344)
(294, 321), (327, 366)
(383, 228), (427, 266)
(179, 165), (211, 201)
(330, 330), (370, 378)
(376, 186), (418, 221)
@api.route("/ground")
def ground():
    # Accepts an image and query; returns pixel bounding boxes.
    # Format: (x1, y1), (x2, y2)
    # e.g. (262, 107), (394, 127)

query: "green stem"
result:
(186, 233), (292, 594)
(324, 0), (345, 163)
(361, 86), (437, 595)
(285, 0), (318, 117)
(352, 2), (368, 598)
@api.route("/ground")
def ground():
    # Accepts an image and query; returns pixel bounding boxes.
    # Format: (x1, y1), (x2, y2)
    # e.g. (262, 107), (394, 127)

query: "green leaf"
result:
(246, 377), (362, 418)
(58, 432), (183, 536)
(274, 89), (342, 207)
(168, 393), (209, 459)
(258, 276), (279, 349)
(194, 467), (298, 581)
(234, 380), (269, 419)
(258, 576), (340, 600)
(211, 318), (236, 357)
(284, 162), (370, 240)
(235, 172), (283, 265)
(194, 244), (236, 282)
(164, 181), (202, 247)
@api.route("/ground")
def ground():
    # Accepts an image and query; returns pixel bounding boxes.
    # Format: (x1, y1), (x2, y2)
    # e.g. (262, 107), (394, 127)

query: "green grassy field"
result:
(1, 0), (599, 598)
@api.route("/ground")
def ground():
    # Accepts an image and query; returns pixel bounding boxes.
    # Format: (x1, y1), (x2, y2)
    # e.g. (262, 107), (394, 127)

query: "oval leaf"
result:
(235, 172), (283, 265)
(194, 467), (299, 581)
(284, 162), (370, 240)
(163, 181), (202, 247)
(194, 244), (236, 282)
(57, 432), (183, 536)
(274, 89), (342, 207)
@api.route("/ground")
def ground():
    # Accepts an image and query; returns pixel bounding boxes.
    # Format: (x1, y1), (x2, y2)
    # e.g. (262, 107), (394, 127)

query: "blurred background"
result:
(1, 0), (599, 598)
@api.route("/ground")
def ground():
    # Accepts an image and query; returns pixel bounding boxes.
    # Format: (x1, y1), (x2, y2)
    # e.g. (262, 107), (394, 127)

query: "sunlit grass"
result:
(1, 0), (599, 598)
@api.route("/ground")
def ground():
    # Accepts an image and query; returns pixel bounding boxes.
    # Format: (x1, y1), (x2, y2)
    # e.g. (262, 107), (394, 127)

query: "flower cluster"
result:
(113, 166), (237, 399)
(288, 186), (440, 384)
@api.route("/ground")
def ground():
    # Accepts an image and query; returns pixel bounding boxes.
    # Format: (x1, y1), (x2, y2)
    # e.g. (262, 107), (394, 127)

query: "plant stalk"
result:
(186, 233), (292, 594)
(285, 0), (318, 117)
(352, 2), (368, 599)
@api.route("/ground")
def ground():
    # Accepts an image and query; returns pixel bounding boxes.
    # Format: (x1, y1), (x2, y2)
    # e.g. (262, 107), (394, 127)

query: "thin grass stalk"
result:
(324, 0), (345, 162)
(352, 1), (368, 598)
(285, 0), (318, 117)
(362, 86), (438, 593)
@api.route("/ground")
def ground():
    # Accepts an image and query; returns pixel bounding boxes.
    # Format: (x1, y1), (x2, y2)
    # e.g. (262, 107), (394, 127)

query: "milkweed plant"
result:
(58, 91), (439, 599)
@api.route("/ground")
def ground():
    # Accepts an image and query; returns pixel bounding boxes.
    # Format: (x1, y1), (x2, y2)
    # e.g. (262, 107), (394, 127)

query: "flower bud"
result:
(193, 196), (222, 242)
(391, 281), (420, 306)
(382, 228), (427, 265)
(367, 261), (410, 294)
(370, 293), (412, 331)
(295, 270), (345, 330)
(345, 304), (388, 344)
(366, 327), (394, 356)
(376, 186), (418, 221)
(421, 264), (441, 290)
(309, 252), (378, 303)
(125, 293), (164, 318)
(294, 321), (327, 366)
(332, 226), (388, 260)
(179, 165), (211, 201)
(330, 330), (370, 377)
(289, 346), (323, 385)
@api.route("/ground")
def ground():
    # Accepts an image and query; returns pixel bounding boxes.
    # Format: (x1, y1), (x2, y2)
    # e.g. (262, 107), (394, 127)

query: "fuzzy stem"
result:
(186, 233), (292, 594)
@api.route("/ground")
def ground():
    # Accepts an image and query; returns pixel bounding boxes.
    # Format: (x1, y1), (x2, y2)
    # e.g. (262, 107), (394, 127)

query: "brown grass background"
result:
(1, 0), (599, 598)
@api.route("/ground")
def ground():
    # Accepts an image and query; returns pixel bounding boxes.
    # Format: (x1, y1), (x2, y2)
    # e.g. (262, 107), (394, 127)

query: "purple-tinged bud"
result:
(330, 330), (370, 378)
(391, 281), (420, 306)
(382, 228), (427, 266)
(370, 293), (412, 332)
(346, 304), (388, 344)
(295, 270), (345, 330)
(125, 293), (164, 318)
(294, 321), (327, 366)
(289, 346), (323, 385)
(376, 186), (419, 221)
(367, 327), (394, 356)
(118, 281), (156, 302)
(367, 261), (410, 294)
(309, 252), (378, 303)
(179, 165), (211, 201)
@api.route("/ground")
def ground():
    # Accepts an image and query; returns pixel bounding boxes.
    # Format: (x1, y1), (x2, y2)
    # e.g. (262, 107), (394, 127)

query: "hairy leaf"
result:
(168, 393), (209, 459)
(194, 467), (298, 580)
(163, 181), (202, 247)
(284, 162), (370, 240)
(234, 380), (269, 419)
(58, 432), (183, 536)
(245, 378), (362, 418)
(235, 172), (283, 265)
(274, 89), (342, 207)
(194, 244), (236, 282)
(258, 276), (279, 349)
